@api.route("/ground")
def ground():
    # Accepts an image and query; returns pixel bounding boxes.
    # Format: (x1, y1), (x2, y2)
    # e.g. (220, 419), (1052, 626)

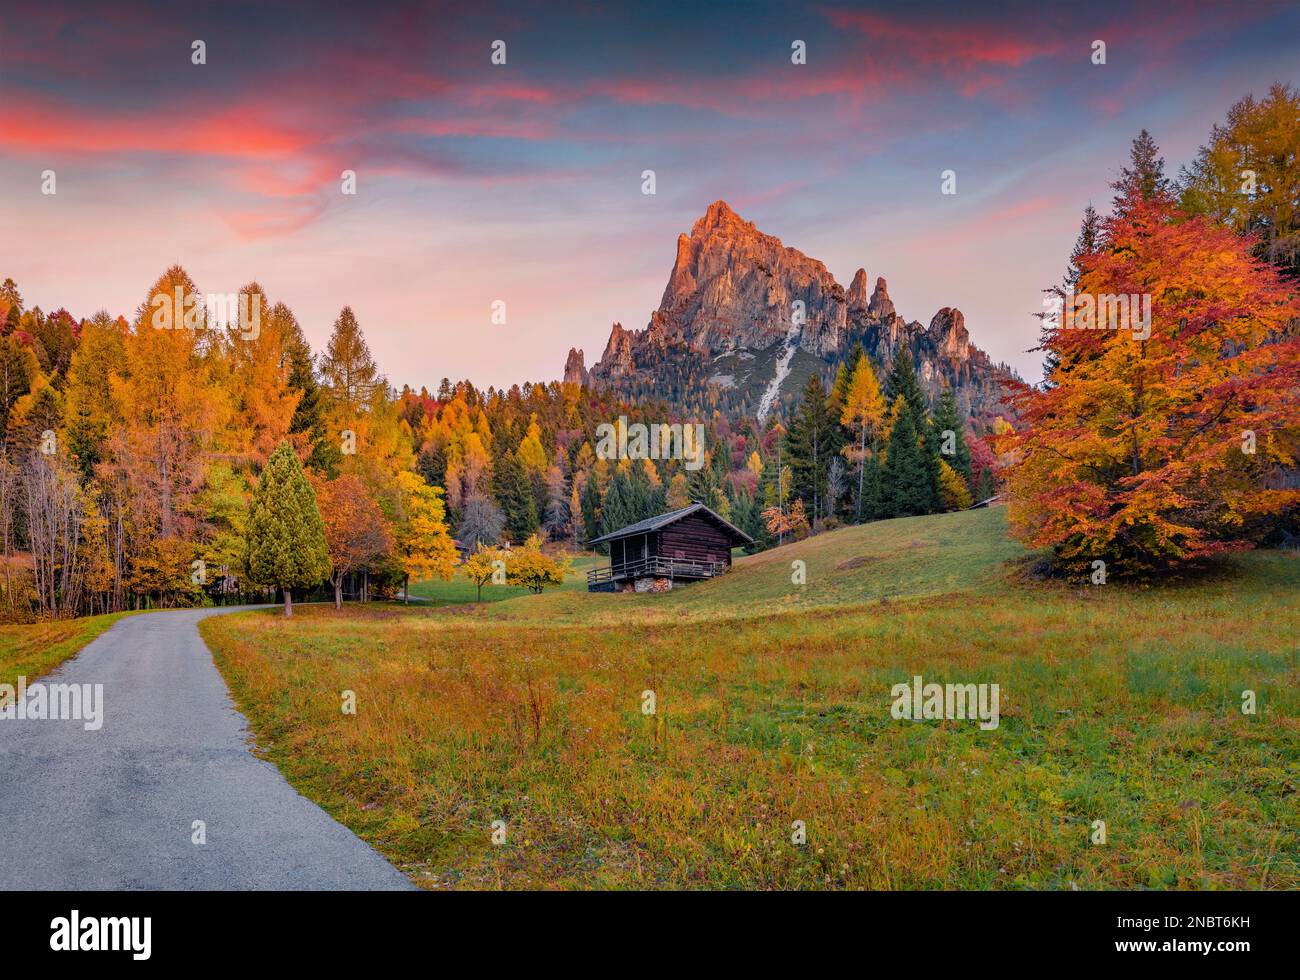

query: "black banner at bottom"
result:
(0, 889), (1286, 967)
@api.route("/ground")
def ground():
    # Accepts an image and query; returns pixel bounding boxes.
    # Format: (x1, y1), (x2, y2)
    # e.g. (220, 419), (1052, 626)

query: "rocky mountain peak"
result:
(847, 268), (869, 311)
(563, 347), (588, 386)
(867, 276), (895, 321)
(578, 201), (1013, 422)
(927, 307), (970, 362)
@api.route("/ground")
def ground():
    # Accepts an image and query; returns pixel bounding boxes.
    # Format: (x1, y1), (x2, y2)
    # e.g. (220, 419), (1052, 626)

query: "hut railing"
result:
(587, 556), (725, 587)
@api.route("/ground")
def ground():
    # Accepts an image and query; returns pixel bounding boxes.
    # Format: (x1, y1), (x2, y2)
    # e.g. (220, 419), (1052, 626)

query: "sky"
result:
(2, 0), (1298, 389)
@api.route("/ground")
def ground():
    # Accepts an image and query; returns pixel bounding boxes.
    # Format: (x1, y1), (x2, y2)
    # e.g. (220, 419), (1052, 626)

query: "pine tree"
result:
(599, 468), (636, 538)
(245, 442), (330, 616)
(282, 304), (341, 475)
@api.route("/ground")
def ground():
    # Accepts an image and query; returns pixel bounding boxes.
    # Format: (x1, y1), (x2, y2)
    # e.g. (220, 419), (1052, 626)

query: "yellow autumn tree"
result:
(505, 533), (570, 594)
(461, 544), (509, 602)
(841, 353), (886, 521)
(394, 470), (458, 600)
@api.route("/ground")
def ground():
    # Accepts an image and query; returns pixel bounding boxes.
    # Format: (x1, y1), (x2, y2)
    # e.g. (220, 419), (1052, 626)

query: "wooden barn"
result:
(586, 503), (753, 593)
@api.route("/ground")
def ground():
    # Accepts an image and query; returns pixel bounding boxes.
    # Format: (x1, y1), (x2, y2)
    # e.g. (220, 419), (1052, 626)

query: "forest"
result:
(1, 83), (1296, 621)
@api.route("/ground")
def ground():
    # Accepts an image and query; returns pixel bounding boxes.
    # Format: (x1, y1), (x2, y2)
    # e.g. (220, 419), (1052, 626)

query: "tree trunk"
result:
(404, 573), (409, 604)
(334, 579), (343, 610)
(284, 588), (293, 617)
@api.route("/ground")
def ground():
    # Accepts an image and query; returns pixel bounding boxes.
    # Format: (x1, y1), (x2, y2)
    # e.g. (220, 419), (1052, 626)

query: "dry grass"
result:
(0, 612), (130, 687)
(200, 509), (1299, 890)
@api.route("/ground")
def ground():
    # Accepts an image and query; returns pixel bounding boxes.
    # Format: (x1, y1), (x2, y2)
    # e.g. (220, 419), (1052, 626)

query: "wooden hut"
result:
(585, 503), (753, 593)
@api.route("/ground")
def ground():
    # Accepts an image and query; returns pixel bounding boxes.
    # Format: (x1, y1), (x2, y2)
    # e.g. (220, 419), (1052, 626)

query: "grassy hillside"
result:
(200, 508), (1300, 890)
(0, 612), (131, 687)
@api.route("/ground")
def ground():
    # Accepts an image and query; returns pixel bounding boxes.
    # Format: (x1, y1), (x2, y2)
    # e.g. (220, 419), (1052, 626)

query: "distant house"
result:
(586, 503), (753, 593)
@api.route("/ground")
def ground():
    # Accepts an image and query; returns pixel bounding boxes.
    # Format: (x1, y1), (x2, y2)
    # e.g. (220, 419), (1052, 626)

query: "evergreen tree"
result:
(860, 454), (883, 520)
(579, 471), (601, 546)
(492, 449), (537, 543)
(884, 347), (928, 423)
(244, 442), (331, 616)
(930, 386), (972, 486)
(1110, 129), (1173, 217)
(281, 305), (341, 476)
(1042, 204), (1101, 385)
(784, 373), (840, 527)
(687, 454), (727, 513)
(599, 468), (636, 538)
(881, 349), (939, 513)
(879, 396), (935, 517)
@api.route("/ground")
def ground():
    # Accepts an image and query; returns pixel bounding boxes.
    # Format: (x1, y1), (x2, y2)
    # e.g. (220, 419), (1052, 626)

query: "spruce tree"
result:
(1110, 129), (1172, 217)
(884, 347), (928, 424)
(883, 350), (939, 512)
(492, 449), (538, 543)
(785, 373), (841, 527)
(879, 399), (934, 518)
(282, 305), (341, 476)
(1042, 204), (1101, 386)
(245, 442), (331, 616)
(930, 386), (972, 486)
(580, 472), (601, 546)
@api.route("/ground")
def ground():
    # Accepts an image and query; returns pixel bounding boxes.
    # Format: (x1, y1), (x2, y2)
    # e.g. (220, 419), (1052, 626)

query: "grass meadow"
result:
(199, 508), (1300, 890)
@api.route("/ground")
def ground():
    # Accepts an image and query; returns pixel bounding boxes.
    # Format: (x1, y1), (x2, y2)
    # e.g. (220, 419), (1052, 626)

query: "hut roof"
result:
(587, 502), (753, 546)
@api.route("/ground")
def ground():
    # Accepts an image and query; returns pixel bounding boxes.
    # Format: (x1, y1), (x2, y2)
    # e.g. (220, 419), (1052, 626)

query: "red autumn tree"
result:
(999, 197), (1300, 575)
(313, 474), (393, 608)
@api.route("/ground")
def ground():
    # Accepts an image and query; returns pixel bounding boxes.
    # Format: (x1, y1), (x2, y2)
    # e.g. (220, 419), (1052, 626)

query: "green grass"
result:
(405, 553), (599, 604)
(200, 508), (1300, 890)
(0, 612), (131, 687)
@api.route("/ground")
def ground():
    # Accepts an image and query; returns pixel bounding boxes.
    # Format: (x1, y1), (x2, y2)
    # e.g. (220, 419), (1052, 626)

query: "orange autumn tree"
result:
(1000, 198), (1300, 574)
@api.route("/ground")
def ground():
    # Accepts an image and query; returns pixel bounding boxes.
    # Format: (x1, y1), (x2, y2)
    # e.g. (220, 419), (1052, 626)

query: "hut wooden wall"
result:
(655, 515), (733, 567)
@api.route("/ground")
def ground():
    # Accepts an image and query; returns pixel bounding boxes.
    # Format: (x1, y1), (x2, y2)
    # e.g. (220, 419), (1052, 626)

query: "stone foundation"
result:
(633, 576), (673, 593)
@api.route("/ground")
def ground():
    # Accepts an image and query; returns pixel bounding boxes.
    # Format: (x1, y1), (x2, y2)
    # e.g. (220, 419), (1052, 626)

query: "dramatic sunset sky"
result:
(3, 0), (1297, 387)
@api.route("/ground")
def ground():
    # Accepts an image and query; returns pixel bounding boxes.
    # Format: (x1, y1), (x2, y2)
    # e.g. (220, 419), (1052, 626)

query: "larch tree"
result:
(245, 442), (330, 616)
(1180, 83), (1300, 280)
(840, 352), (886, 521)
(393, 470), (458, 601)
(320, 306), (383, 419)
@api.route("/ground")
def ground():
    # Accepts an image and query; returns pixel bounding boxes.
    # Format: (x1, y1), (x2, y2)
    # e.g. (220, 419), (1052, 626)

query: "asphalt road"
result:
(0, 606), (413, 890)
